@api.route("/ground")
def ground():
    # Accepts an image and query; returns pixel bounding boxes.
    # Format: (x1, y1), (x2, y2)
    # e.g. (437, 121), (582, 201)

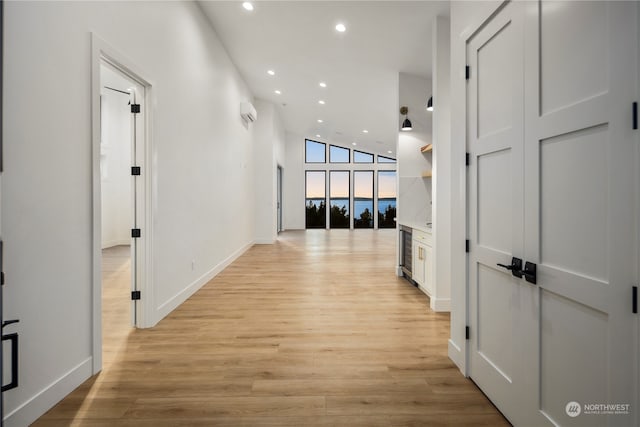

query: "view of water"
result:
(354, 199), (373, 218)
(307, 198), (396, 218)
(378, 198), (396, 215)
(331, 198), (349, 212)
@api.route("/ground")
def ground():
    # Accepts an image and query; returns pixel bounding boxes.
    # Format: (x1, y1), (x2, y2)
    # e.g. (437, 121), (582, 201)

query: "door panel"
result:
(478, 20), (514, 137)
(540, 290), (608, 426)
(540, 1), (608, 115)
(477, 264), (513, 381)
(523, 1), (637, 426)
(478, 149), (512, 253)
(539, 125), (608, 281)
(469, 1), (637, 426)
(467, 2), (526, 424)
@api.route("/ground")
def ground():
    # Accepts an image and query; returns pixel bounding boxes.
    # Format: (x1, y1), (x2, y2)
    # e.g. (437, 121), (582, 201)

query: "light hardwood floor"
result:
(34, 230), (509, 426)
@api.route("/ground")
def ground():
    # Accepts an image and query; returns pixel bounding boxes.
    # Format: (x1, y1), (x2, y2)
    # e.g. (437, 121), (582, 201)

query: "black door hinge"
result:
(466, 153), (470, 166)
(131, 166), (141, 176)
(633, 286), (638, 314)
(465, 326), (470, 340)
(131, 104), (141, 114)
(131, 228), (141, 238)
(633, 102), (638, 130)
(465, 65), (470, 80)
(465, 240), (470, 253)
(131, 290), (141, 300)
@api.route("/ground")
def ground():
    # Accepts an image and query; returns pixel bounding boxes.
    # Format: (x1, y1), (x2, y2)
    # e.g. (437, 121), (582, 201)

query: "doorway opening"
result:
(92, 35), (152, 374)
(99, 62), (140, 369)
(277, 165), (283, 233)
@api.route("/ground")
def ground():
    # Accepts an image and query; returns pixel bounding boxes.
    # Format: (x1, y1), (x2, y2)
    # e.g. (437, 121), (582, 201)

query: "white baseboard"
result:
(155, 241), (254, 322)
(101, 239), (130, 249)
(254, 238), (275, 244)
(430, 297), (451, 312)
(448, 338), (465, 375)
(5, 357), (93, 427)
(396, 266), (403, 276)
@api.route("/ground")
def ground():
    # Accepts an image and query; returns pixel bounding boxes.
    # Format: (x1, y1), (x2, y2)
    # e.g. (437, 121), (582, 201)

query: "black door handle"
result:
(2, 332), (18, 392)
(497, 257), (523, 278)
(2, 319), (19, 329)
(519, 262), (537, 285)
(2, 319), (20, 392)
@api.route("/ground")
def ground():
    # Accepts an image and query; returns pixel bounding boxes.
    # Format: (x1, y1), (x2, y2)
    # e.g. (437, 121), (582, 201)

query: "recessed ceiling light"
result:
(362, 129), (368, 133)
(352, 142), (357, 146)
(317, 119), (323, 123)
(274, 90), (281, 95)
(318, 100), (325, 105)
(316, 134), (321, 138)
(267, 70), (275, 76)
(335, 23), (346, 33)
(319, 82), (327, 88)
(387, 150), (393, 154)
(242, 2), (254, 11)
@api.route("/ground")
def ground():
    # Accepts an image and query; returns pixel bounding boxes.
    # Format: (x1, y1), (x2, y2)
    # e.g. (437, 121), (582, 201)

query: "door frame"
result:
(277, 164), (283, 233)
(90, 33), (155, 374)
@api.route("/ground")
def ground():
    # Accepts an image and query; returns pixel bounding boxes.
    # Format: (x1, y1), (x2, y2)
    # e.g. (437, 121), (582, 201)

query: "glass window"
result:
(354, 171), (374, 229)
(353, 150), (374, 163)
(305, 139), (326, 163)
(329, 171), (350, 228)
(329, 145), (350, 163)
(377, 155), (396, 163)
(305, 171), (326, 228)
(377, 171), (397, 229)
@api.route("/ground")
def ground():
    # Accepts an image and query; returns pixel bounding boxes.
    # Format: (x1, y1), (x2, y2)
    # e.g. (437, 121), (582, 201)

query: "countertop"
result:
(398, 221), (432, 234)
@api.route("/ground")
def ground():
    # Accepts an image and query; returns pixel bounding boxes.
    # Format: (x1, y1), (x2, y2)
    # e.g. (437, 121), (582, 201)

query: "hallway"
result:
(34, 230), (507, 426)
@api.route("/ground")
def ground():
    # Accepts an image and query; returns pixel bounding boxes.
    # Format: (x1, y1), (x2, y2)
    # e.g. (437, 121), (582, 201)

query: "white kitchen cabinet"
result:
(411, 229), (433, 296)
(412, 239), (426, 287)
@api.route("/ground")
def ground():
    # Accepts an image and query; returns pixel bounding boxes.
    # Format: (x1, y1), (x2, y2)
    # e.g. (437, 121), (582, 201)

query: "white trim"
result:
(4, 358), (92, 427)
(91, 32), (155, 375)
(155, 241), (254, 322)
(255, 239), (276, 245)
(429, 297), (450, 312)
(448, 339), (464, 372)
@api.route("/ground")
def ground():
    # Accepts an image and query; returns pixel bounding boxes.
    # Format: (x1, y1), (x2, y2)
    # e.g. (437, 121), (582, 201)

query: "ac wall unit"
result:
(240, 102), (257, 122)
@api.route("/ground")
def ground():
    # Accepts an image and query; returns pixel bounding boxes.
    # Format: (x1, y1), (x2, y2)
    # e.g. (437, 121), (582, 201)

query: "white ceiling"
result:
(198, 1), (449, 157)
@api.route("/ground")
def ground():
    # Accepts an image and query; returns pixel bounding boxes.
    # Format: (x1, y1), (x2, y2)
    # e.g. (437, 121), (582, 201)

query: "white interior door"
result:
(522, 1), (638, 426)
(467, 2), (529, 424)
(468, 1), (639, 426)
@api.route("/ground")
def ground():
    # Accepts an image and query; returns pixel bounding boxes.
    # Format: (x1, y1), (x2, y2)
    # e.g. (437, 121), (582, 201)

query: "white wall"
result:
(431, 15), (452, 313)
(2, 2), (263, 425)
(253, 99), (286, 243)
(100, 68), (132, 249)
(448, 0), (503, 374)
(283, 132), (305, 230)
(397, 73), (432, 227)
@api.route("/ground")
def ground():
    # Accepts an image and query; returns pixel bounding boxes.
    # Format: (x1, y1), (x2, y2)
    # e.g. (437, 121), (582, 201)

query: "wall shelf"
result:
(421, 171), (432, 178)
(420, 144), (433, 153)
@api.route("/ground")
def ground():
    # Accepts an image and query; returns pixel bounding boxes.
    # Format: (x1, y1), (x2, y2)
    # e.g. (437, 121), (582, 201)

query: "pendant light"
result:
(400, 106), (412, 131)
(426, 96), (433, 112)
